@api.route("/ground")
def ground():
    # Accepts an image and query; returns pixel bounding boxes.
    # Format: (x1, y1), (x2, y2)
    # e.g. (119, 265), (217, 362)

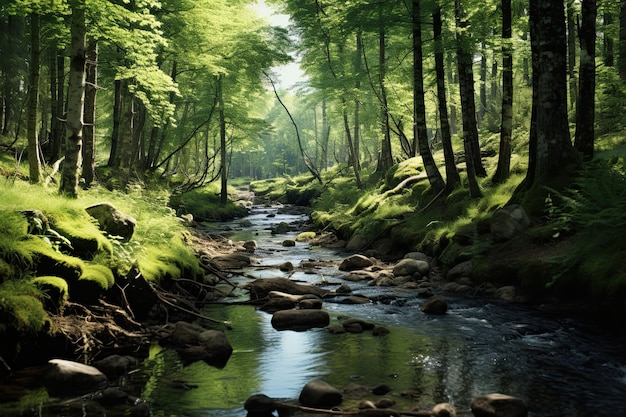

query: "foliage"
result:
(169, 183), (248, 221)
(0, 280), (49, 334)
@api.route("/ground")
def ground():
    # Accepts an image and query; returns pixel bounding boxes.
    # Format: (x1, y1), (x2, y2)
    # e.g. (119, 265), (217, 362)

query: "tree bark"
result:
(525, 0), (578, 191)
(574, 0), (596, 161)
(48, 42), (65, 163)
(433, 6), (460, 191)
(59, 1), (86, 198)
(107, 78), (122, 167)
(603, 11), (614, 67)
(620, 2), (626, 80)
(413, 0), (444, 193)
(493, 0), (513, 184)
(218, 76), (228, 204)
(27, 12), (42, 184)
(376, 5), (393, 174)
(82, 40), (98, 186)
(455, 0), (483, 197)
(567, 0), (577, 107)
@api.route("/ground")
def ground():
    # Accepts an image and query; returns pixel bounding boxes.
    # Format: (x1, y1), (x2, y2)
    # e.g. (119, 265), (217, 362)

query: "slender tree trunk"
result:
(342, 101), (362, 189)
(107, 78), (122, 167)
(59, 1), (86, 198)
(218, 76), (228, 204)
(321, 99), (330, 170)
(604, 11), (614, 67)
(376, 5), (393, 174)
(414, 0), (444, 192)
(619, 2), (626, 80)
(478, 41), (487, 124)
(567, 0), (577, 107)
(2, 15), (25, 137)
(493, 0), (513, 184)
(27, 12), (42, 184)
(49, 42), (65, 163)
(574, 0), (596, 160)
(82, 40), (97, 186)
(118, 80), (134, 169)
(433, 6), (460, 190)
(455, 0), (484, 197)
(353, 30), (362, 173)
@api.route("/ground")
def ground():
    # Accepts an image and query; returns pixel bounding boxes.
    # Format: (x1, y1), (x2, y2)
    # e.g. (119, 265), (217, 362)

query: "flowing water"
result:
(2, 205), (626, 416)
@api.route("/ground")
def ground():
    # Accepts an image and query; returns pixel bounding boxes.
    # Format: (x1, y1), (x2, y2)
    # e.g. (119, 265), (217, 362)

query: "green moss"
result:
(169, 183), (248, 221)
(384, 157), (423, 190)
(296, 231), (316, 242)
(0, 280), (49, 334)
(138, 241), (201, 282)
(31, 276), (69, 313)
(53, 215), (113, 256)
(79, 264), (115, 290)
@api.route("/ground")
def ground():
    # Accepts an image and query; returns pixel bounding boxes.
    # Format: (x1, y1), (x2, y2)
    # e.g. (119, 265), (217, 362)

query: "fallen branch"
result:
(273, 401), (435, 417)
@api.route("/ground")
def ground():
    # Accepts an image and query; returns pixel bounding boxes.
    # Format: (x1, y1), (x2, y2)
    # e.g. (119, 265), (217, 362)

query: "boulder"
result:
(447, 260), (473, 281)
(339, 254), (374, 271)
(299, 380), (343, 408)
(246, 277), (330, 301)
(244, 394), (277, 414)
(197, 330), (233, 368)
(93, 355), (139, 378)
(340, 295), (372, 304)
(421, 295), (448, 315)
(45, 359), (108, 396)
(404, 252), (430, 263)
(495, 286), (517, 302)
(471, 393), (528, 417)
(343, 270), (376, 282)
(210, 252), (252, 269)
(242, 240), (257, 252)
(85, 202), (136, 241)
(490, 205), (531, 243)
(345, 234), (368, 251)
(271, 309), (330, 331)
(393, 259), (429, 277)
(271, 222), (291, 234)
(432, 402), (457, 417)
(282, 240), (296, 247)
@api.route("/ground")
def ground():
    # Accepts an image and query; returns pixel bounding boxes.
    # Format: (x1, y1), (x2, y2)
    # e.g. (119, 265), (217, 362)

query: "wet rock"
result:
(447, 260), (473, 281)
(242, 240), (257, 251)
(471, 393), (528, 417)
(342, 318), (375, 331)
(299, 380), (343, 408)
(278, 261), (294, 271)
(490, 205), (531, 243)
(170, 321), (205, 345)
(93, 355), (139, 378)
(495, 286), (517, 302)
(359, 400), (378, 409)
(339, 254), (374, 271)
(240, 219), (253, 227)
(334, 283), (352, 294)
(282, 240), (296, 247)
(432, 402), (457, 417)
(371, 383), (392, 395)
(246, 278), (329, 301)
(45, 359), (109, 396)
(375, 397), (396, 408)
(271, 309), (330, 331)
(96, 387), (129, 406)
(340, 295), (372, 304)
(328, 324), (347, 334)
(298, 297), (323, 310)
(197, 330), (233, 369)
(271, 222), (291, 234)
(404, 251), (430, 263)
(210, 253), (252, 269)
(442, 282), (474, 294)
(259, 297), (296, 313)
(85, 202), (136, 241)
(244, 393), (277, 414)
(345, 234), (368, 251)
(421, 295), (448, 315)
(372, 325), (391, 336)
(393, 258), (430, 277)
(343, 270), (376, 282)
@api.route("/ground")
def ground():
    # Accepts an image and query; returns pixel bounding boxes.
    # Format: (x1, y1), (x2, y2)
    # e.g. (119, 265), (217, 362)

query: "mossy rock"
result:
(296, 232), (316, 242)
(384, 157), (423, 190)
(0, 281), (49, 334)
(53, 218), (112, 259)
(72, 264), (115, 304)
(31, 242), (84, 282)
(31, 276), (69, 314)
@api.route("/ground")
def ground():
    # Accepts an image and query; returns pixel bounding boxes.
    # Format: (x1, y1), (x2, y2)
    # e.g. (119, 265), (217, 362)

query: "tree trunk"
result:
(413, 0), (444, 193)
(82, 40), (97, 186)
(567, 0), (577, 107)
(619, 2), (626, 80)
(218, 76), (228, 205)
(353, 30), (362, 174)
(376, 5), (393, 174)
(478, 41), (487, 124)
(574, 0), (596, 161)
(342, 102), (362, 189)
(433, 6), (460, 191)
(59, 1), (86, 198)
(2, 15), (25, 137)
(525, 0), (578, 191)
(107, 78), (122, 167)
(455, 0), (484, 197)
(118, 80), (134, 169)
(27, 12), (42, 184)
(48, 42), (65, 163)
(493, 0), (513, 184)
(321, 99), (330, 171)
(604, 11), (614, 67)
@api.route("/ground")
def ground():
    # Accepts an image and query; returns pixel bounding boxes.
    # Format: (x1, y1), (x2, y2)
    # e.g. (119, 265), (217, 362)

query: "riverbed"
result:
(3, 204), (626, 416)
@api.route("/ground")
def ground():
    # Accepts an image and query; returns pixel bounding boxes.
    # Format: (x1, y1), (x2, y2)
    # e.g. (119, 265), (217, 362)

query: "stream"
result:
(2, 204), (626, 416)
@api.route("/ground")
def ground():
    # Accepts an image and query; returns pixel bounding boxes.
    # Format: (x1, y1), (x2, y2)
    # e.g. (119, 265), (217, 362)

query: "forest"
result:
(1, 0), (626, 367)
